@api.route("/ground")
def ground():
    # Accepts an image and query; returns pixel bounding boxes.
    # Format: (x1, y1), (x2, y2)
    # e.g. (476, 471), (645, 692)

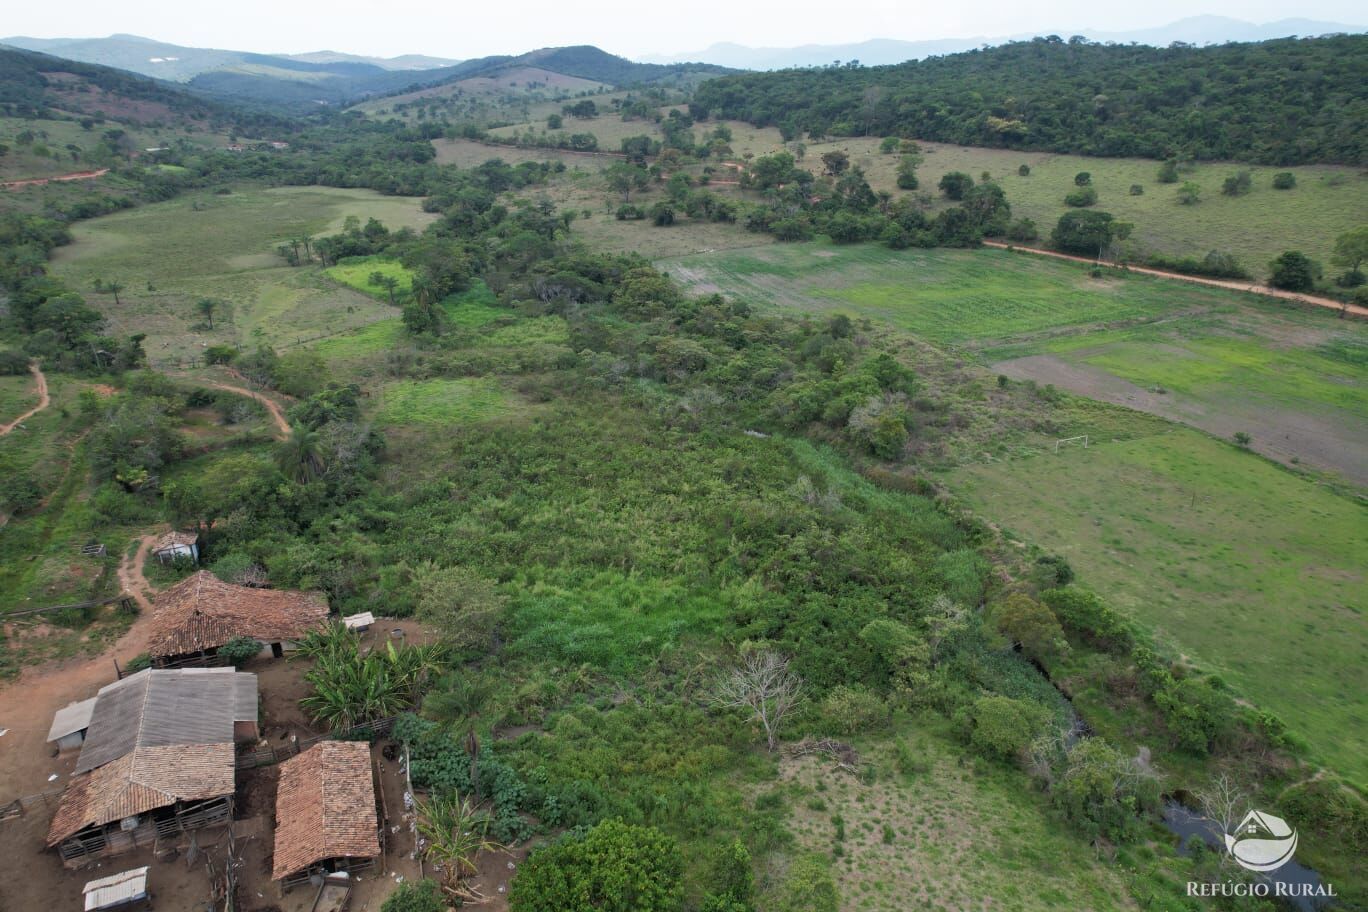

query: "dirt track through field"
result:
(982, 241), (1368, 318)
(0, 169), (110, 191)
(116, 532), (159, 612)
(0, 363), (49, 437)
(208, 382), (291, 438)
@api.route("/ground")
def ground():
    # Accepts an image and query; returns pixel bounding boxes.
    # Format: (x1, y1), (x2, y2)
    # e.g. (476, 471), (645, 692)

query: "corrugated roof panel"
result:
(83, 866), (149, 910)
(47, 697), (98, 742)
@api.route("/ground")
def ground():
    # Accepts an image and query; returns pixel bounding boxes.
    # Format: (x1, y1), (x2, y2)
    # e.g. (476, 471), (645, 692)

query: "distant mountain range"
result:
(0, 36), (730, 110)
(642, 15), (1366, 68)
(0, 34), (461, 80)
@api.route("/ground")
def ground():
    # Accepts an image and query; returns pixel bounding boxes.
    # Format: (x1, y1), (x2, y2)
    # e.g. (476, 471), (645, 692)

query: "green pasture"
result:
(663, 242), (1240, 344)
(48, 187), (434, 361)
(375, 378), (511, 426)
(325, 256), (416, 301)
(948, 430), (1367, 781)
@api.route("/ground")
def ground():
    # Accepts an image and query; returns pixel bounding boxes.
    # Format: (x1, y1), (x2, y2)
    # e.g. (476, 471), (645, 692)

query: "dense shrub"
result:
(509, 819), (683, 912)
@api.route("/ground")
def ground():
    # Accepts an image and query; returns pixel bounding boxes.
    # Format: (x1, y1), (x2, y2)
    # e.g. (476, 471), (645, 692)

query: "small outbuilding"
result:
(151, 530), (199, 565)
(342, 611), (374, 633)
(47, 696), (98, 752)
(82, 866), (150, 910)
(272, 741), (381, 891)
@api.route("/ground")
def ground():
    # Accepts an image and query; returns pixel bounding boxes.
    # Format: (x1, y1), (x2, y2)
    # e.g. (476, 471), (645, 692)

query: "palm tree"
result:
(415, 794), (501, 903)
(275, 428), (326, 484)
(196, 298), (217, 329)
(424, 674), (494, 793)
(107, 281), (124, 306)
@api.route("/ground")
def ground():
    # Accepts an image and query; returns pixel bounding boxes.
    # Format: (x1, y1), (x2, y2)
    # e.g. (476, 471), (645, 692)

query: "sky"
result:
(4, 1), (1365, 59)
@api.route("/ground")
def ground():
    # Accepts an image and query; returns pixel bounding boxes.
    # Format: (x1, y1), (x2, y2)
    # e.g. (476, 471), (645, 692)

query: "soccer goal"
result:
(1054, 435), (1089, 453)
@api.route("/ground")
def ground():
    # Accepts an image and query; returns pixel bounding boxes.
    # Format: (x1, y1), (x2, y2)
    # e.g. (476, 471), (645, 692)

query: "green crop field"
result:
(664, 242), (1240, 344)
(948, 429), (1367, 781)
(49, 187), (435, 361)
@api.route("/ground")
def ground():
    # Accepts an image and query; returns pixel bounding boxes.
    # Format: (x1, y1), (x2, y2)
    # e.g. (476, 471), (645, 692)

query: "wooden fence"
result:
(0, 787), (64, 821)
(234, 715), (398, 770)
(5, 593), (135, 620)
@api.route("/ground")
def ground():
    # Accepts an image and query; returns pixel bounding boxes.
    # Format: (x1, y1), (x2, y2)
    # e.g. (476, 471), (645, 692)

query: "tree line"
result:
(690, 35), (1368, 165)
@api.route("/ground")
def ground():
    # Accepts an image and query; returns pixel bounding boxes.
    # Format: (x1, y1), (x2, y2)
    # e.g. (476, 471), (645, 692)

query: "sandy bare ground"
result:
(0, 169), (109, 191)
(994, 354), (1368, 485)
(0, 363), (49, 437)
(983, 240), (1368, 318)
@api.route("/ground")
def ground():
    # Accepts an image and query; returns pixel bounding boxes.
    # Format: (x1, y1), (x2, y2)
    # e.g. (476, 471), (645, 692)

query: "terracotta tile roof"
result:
(148, 571), (329, 658)
(47, 669), (254, 847)
(272, 741), (379, 880)
(76, 669), (257, 774)
(47, 743), (234, 845)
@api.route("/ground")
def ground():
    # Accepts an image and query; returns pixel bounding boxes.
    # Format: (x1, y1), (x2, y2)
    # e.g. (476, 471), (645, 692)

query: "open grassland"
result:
(777, 725), (1139, 912)
(375, 377), (513, 426)
(948, 431), (1367, 781)
(324, 256), (417, 301)
(49, 187), (434, 362)
(988, 309), (1368, 485)
(663, 242), (1237, 344)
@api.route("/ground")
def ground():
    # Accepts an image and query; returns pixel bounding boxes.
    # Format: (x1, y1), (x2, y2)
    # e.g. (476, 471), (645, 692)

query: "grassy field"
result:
(49, 187), (435, 362)
(663, 242), (1237, 345)
(466, 105), (1366, 270)
(662, 238), (1367, 779)
(0, 116), (229, 182)
(778, 723), (1139, 912)
(375, 378), (513, 425)
(789, 137), (1367, 275)
(324, 256), (417, 301)
(948, 429), (1367, 781)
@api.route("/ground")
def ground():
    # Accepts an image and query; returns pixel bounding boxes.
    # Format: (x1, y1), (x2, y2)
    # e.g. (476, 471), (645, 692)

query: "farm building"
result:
(147, 570), (329, 666)
(46, 668), (258, 865)
(272, 741), (381, 890)
(151, 530), (199, 564)
(46, 696), (98, 752)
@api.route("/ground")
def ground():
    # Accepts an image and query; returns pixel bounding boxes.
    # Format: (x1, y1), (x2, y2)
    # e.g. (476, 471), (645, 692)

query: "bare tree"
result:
(1197, 773), (1248, 843)
(714, 651), (804, 752)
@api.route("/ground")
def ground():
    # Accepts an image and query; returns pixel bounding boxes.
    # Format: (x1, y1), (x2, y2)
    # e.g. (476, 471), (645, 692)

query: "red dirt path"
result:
(0, 362), (49, 437)
(0, 169), (109, 191)
(983, 240), (1368, 318)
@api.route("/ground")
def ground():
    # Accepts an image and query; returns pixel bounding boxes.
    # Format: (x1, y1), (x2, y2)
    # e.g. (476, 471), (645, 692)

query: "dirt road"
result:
(0, 168), (110, 191)
(0, 362), (49, 437)
(208, 382), (291, 438)
(116, 532), (159, 612)
(982, 241), (1368, 318)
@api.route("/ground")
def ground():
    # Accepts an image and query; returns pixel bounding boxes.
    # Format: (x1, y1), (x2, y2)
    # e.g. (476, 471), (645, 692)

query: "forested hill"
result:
(0, 45), (288, 133)
(690, 35), (1368, 165)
